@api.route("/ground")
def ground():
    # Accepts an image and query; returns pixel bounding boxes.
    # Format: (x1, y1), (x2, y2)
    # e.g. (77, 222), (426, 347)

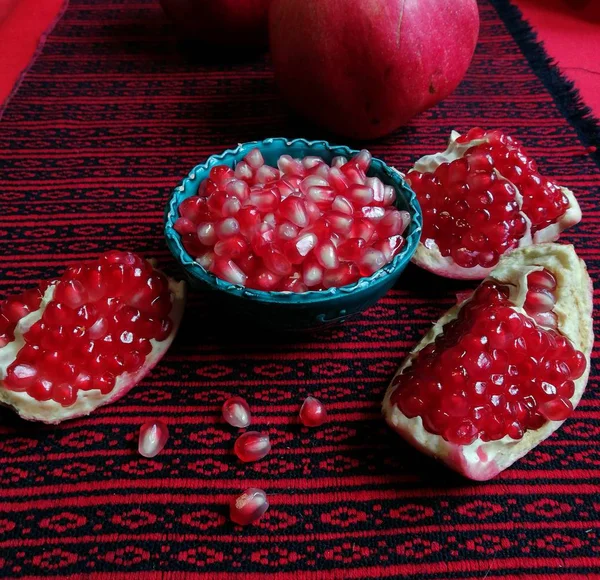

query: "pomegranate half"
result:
(383, 243), (593, 480)
(269, 0), (480, 139)
(0, 251), (185, 424)
(408, 128), (582, 279)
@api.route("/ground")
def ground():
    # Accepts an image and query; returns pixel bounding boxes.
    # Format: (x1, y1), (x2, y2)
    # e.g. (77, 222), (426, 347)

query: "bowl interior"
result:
(164, 138), (422, 304)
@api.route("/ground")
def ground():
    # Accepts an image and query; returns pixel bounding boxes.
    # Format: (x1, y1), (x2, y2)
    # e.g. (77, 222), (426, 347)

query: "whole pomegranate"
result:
(160, 0), (272, 47)
(383, 243), (593, 480)
(269, 0), (480, 139)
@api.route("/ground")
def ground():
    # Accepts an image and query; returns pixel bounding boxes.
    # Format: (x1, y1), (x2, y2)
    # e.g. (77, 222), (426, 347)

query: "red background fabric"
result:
(0, 0), (599, 578)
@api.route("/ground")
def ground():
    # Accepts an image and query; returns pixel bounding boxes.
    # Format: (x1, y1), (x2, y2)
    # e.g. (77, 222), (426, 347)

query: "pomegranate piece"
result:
(234, 431), (271, 462)
(222, 396), (251, 428)
(383, 243), (593, 481)
(0, 251), (185, 423)
(138, 420), (169, 458)
(176, 149), (411, 292)
(299, 396), (327, 427)
(230, 488), (269, 526)
(408, 128), (582, 279)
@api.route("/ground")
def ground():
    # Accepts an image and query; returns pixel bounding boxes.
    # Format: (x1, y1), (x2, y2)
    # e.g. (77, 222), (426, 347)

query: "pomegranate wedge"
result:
(0, 251), (185, 423)
(383, 244), (593, 480)
(407, 128), (582, 279)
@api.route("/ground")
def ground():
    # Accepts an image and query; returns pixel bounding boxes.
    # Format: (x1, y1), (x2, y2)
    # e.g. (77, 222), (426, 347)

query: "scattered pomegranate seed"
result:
(230, 488), (269, 526)
(299, 396), (327, 427)
(391, 269), (585, 444)
(138, 420), (169, 458)
(234, 431), (271, 462)
(177, 149), (409, 291)
(222, 396), (251, 428)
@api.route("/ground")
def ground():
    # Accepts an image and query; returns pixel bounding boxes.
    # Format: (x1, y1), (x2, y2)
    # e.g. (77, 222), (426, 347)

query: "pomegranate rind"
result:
(409, 131), (581, 280)
(0, 276), (186, 424)
(383, 243), (593, 480)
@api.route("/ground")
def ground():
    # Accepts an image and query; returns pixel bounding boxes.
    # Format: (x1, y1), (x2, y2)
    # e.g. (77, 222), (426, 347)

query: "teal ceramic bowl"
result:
(164, 138), (422, 331)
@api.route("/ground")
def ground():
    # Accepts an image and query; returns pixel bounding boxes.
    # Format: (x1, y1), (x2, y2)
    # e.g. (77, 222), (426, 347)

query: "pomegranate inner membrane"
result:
(408, 128), (571, 270)
(390, 269), (586, 445)
(1, 251), (173, 407)
(175, 148), (411, 292)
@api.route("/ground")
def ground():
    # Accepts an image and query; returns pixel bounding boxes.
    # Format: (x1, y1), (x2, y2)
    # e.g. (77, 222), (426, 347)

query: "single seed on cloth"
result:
(300, 396), (327, 427)
(230, 488), (269, 526)
(222, 396), (252, 428)
(138, 420), (169, 458)
(175, 148), (411, 292)
(234, 431), (271, 462)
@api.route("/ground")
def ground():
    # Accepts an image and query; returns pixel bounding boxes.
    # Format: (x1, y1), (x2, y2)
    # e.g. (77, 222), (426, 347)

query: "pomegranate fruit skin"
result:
(268, 0), (480, 139)
(383, 244), (593, 481)
(0, 253), (186, 424)
(160, 0), (272, 47)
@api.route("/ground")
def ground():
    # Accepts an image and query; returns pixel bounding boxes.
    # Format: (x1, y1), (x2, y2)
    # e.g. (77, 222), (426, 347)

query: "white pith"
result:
(383, 244), (594, 481)
(410, 131), (582, 280)
(0, 275), (186, 424)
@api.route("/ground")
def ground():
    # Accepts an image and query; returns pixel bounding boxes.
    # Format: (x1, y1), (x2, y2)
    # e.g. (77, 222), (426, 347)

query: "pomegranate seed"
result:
(197, 222), (218, 246)
(214, 217), (240, 239)
(527, 269), (557, 291)
(315, 242), (340, 270)
(299, 396), (327, 427)
(214, 235), (248, 259)
(211, 259), (247, 286)
(332, 195), (354, 215)
(234, 431), (271, 462)
(331, 156), (348, 168)
(234, 161), (253, 181)
(277, 154), (305, 176)
(222, 396), (251, 428)
(302, 258), (324, 287)
(138, 420), (169, 458)
(255, 164), (280, 184)
(230, 488), (269, 526)
(244, 149), (264, 170)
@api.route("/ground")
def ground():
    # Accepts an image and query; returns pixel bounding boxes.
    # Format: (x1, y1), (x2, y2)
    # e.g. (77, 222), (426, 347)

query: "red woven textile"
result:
(1, 1), (599, 578)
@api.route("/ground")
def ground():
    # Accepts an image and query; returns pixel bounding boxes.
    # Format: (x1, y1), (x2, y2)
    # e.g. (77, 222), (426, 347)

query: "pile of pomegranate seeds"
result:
(138, 420), (169, 458)
(222, 395), (251, 428)
(174, 148), (410, 291)
(3, 251), (174, 407)
(234, 431), (271, 462)
(230, 488), (269, 526)
(408, 128), (572, 270)
(299, 396), (327, 427)
(391, 269), (586, 445)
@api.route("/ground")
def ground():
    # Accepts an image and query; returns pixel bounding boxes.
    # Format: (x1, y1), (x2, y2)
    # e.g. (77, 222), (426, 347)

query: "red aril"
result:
(408, 128), (582, 279)
(234, 431), (271, 462)
(230, 488), (269, 526)
(0, 251), (185, 423)
(139, 420), (169, 458)
(222, 396), (252, 428)
(299, 396), (327, 427)
(177, 149), (410, 292)
(383, 244), (593, 480)
(269, 0), (479, 139)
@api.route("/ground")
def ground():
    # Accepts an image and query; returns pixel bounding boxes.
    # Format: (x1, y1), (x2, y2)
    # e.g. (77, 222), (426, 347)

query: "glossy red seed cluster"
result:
(408, 150), (527, 270)
(391, 270), (586, 445)
(456, 128), (570, 233)
(0, 285), (48, 348)
(3, 251), (173, 406)
(175, 149), (410, 291)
